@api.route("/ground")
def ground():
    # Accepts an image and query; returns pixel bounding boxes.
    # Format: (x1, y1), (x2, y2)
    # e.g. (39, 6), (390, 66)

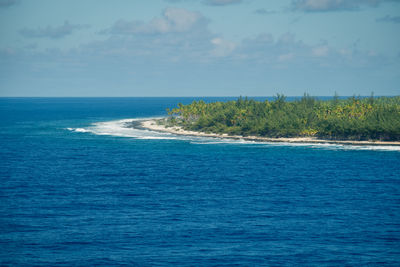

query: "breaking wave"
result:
(67, 118), (400, 152)
(67, 118), (179, 140)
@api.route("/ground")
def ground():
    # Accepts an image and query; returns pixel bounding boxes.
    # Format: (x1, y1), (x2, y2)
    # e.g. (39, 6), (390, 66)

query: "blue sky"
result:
(0, 0), (399, 96)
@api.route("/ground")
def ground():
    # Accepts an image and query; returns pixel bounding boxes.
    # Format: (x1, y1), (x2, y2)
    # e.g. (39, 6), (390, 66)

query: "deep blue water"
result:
(1, 97), (400, 266)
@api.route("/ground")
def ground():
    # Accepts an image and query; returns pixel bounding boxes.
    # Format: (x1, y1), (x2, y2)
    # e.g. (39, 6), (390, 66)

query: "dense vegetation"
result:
(166, 94), (400, 141)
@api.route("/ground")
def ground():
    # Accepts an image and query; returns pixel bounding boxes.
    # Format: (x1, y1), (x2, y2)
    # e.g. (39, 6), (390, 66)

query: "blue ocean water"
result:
(1, 97), (400, 266)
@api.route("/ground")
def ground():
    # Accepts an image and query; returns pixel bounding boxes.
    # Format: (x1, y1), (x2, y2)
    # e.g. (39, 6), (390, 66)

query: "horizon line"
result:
(0, 95), (396, 98)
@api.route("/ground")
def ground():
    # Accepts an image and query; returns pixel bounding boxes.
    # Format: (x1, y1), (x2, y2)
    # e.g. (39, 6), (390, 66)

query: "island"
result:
(138, 94), (400, 145)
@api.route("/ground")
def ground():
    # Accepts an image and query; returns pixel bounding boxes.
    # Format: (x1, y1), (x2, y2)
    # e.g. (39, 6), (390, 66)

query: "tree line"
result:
(166, 94), (400, 141)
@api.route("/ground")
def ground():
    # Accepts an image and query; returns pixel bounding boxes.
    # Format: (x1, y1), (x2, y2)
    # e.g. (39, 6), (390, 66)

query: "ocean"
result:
(1, 97), (399, 266)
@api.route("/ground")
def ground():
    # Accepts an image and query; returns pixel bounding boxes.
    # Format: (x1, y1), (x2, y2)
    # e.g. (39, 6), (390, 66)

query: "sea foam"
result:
(68, 118), (179, 140)
(68, 119), (400, 152)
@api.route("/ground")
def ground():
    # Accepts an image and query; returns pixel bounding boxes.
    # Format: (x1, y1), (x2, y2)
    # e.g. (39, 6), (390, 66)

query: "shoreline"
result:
(137, 119), (400, 146)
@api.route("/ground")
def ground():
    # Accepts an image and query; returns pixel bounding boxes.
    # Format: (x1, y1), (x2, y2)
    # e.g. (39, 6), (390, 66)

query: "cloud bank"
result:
(292, 0), (399, 12)
(19, 21), (89, 39)
(203, 0), (242, 6)
(2, 4), (399, 96)
(101, 8), (206, 35)
(164, 0), (242, 5)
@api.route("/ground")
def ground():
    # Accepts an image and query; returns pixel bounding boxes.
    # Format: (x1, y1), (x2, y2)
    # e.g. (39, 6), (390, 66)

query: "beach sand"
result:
(140, 119), (400, 146)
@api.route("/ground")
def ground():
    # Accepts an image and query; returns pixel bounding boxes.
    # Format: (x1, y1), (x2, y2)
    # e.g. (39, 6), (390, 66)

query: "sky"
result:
(0, 0), (399, 96)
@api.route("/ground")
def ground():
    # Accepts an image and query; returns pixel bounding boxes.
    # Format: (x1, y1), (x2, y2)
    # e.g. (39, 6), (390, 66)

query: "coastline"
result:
(138, 119), (400, 146)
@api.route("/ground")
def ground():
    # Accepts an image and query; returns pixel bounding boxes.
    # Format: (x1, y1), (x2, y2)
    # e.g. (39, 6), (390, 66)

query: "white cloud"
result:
(278, 53), (295, 62)
(102, 8), (204, 35)
(203, 0), (242, 6)
(210, 37), (236, 57)
(164, 0), (243, 5)
(163, 8), (202, 32)
(312, 45), (329, 57)
(302, 0), (348, 11)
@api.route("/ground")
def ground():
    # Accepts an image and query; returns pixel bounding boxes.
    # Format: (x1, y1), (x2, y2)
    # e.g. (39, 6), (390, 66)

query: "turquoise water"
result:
(1, 98), (400, 266)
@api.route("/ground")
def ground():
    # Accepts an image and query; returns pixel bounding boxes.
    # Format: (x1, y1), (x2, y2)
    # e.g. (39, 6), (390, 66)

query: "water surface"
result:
(1, 98), (399, 266)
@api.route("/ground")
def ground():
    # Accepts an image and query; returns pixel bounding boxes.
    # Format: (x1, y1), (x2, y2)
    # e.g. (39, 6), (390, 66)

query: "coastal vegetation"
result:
(165, 94), (400, 141)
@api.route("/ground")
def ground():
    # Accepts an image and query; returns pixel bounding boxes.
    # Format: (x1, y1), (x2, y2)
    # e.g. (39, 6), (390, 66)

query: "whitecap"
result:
(67, 127), (91, 133)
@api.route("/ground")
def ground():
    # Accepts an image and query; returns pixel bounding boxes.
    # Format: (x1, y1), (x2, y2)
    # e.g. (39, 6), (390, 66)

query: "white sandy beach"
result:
(141, 119), (400, 146)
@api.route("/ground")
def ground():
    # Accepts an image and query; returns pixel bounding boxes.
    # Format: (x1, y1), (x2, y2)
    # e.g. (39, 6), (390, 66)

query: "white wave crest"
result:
(66, 127), (91, 133)
(262, 141), (400, 151)
(67, 119), (400, 152)
(188, 137), (400, 151)
(191, 139), (400, 151)
(68, 118), (180, 140)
